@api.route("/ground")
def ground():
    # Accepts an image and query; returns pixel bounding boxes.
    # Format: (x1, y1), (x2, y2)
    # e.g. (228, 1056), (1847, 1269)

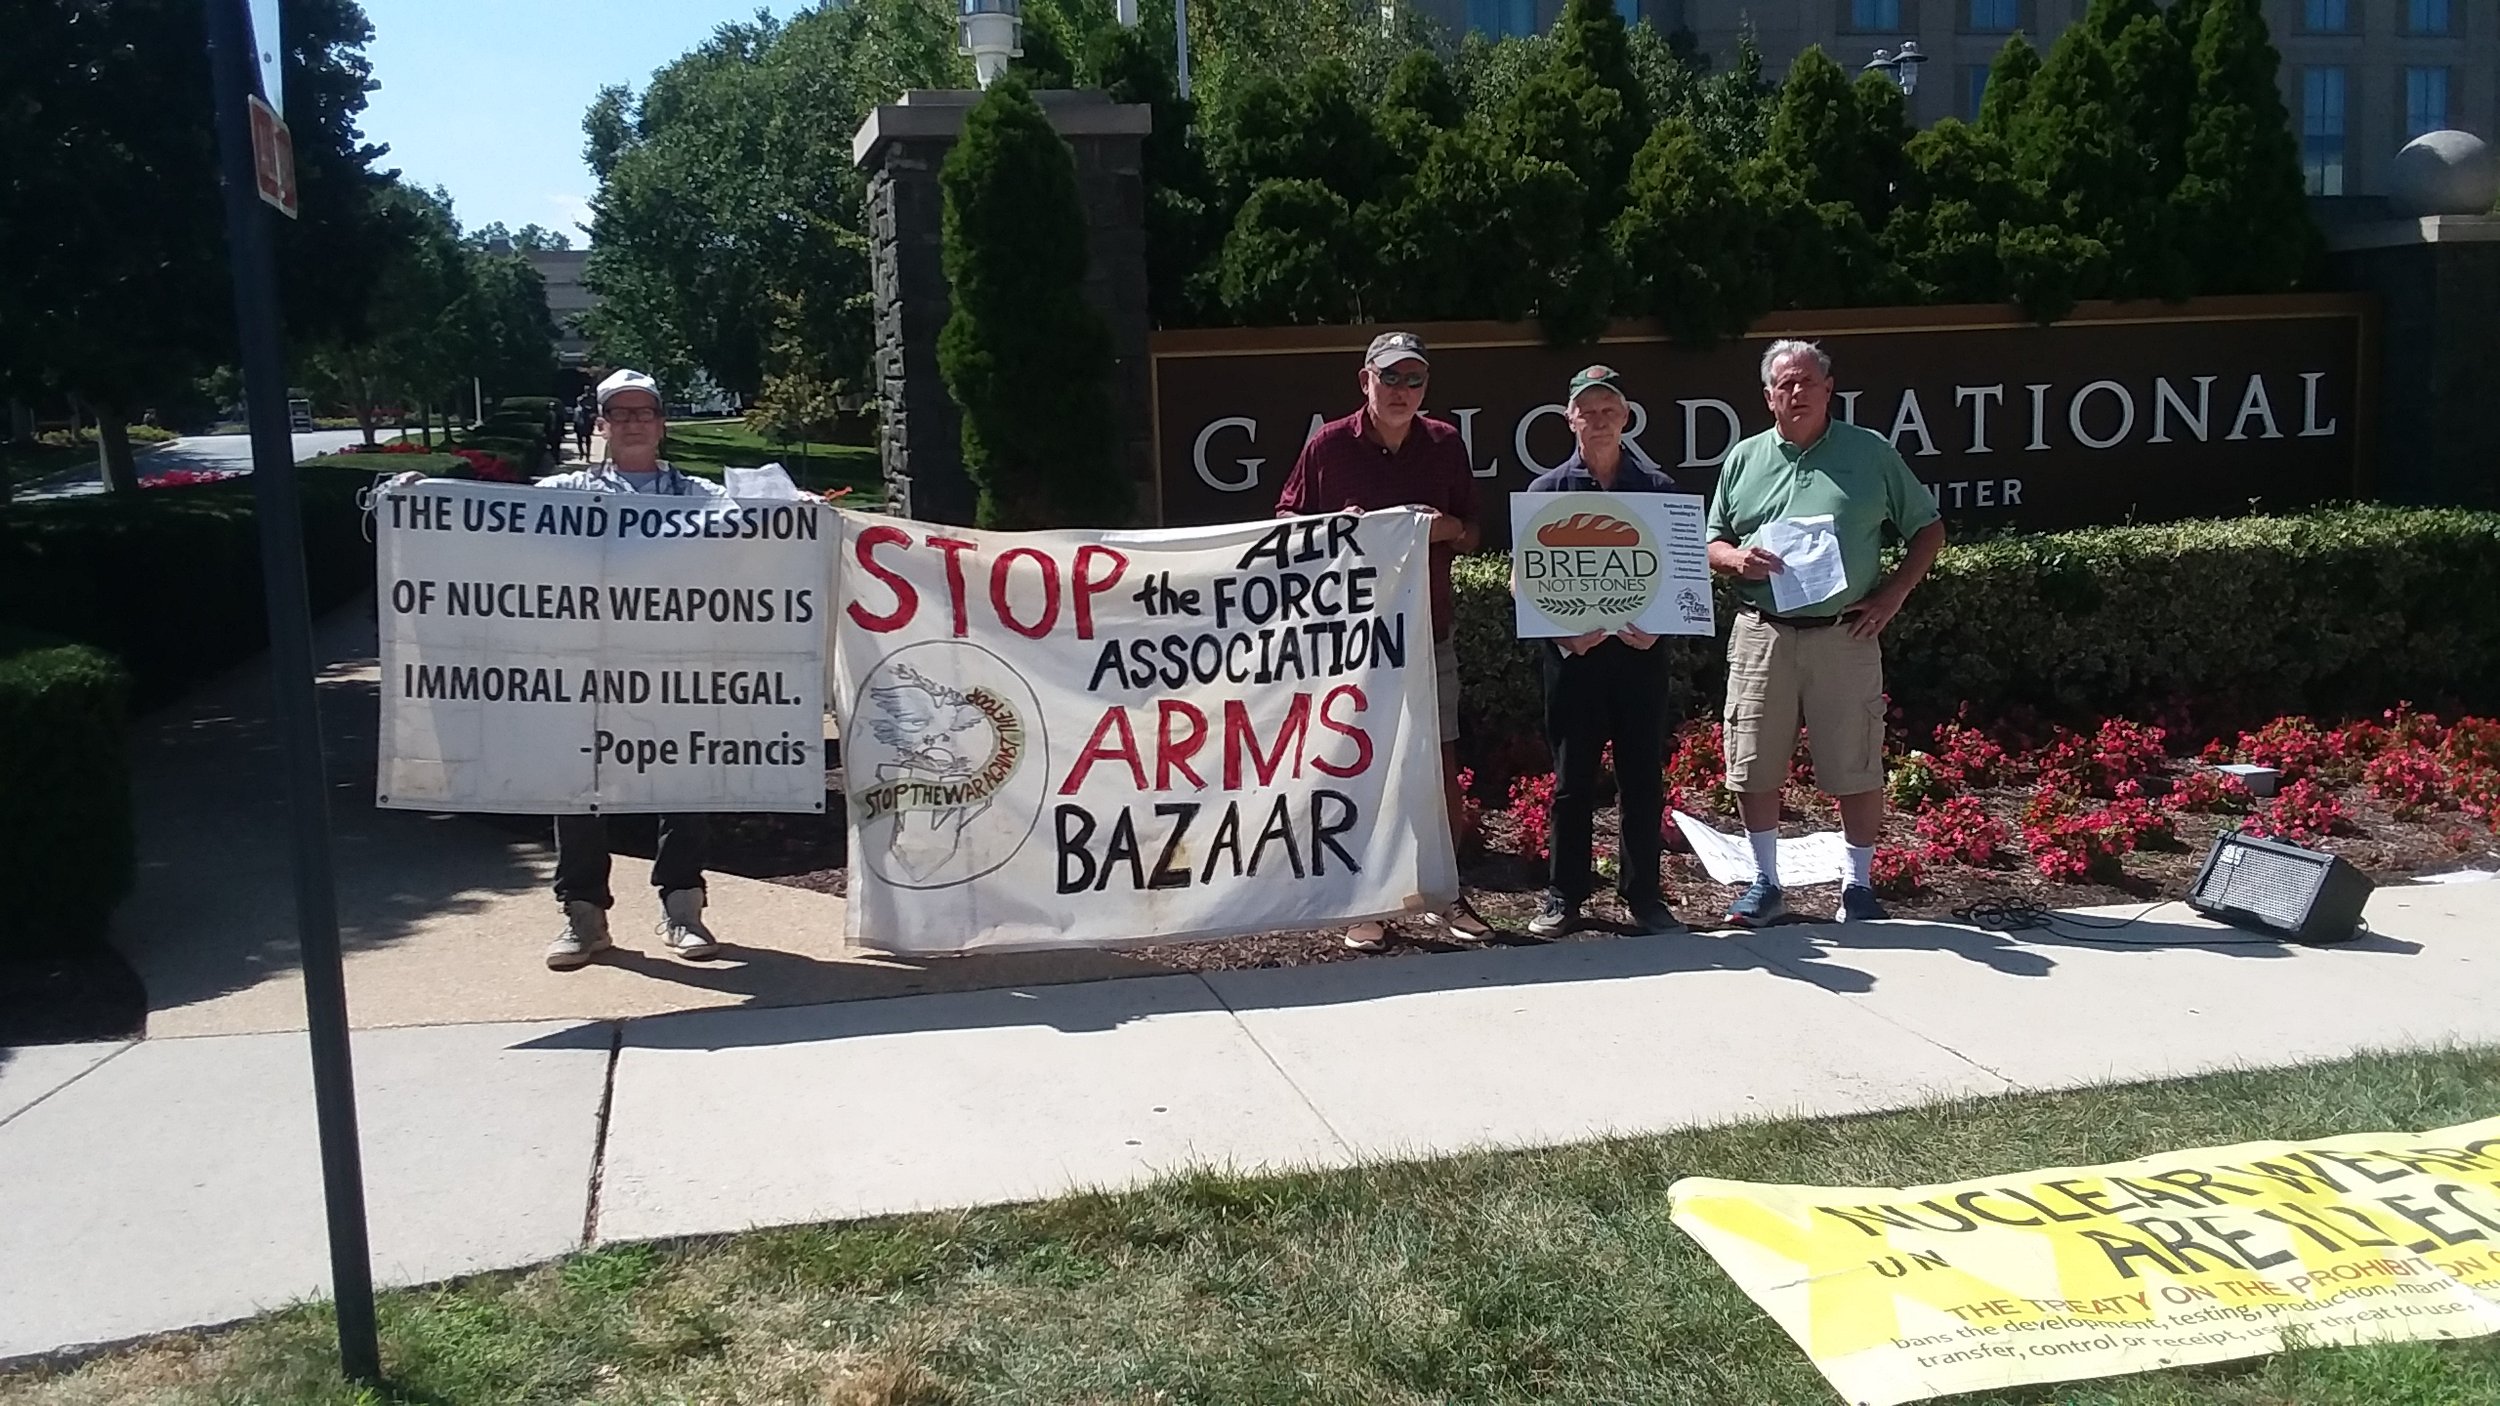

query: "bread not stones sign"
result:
(1510, 491), (1715, 638)
(1153, 296), (2371, 542)
(834, 510), (1458, 954)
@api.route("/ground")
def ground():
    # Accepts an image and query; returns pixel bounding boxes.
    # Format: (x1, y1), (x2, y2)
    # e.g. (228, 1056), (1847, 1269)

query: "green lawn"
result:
(661, 419), (881, 500)
(7, 1050), (2496, 1406)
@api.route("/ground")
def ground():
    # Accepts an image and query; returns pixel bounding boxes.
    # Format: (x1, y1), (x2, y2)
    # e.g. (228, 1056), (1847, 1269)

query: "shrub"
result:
(1449, 508), (2500, 759)
(938, 74), (1128, 528)
(1914, 795), (2009, 866)
(0, 631), (132, 952)
(1505, 770), (1557, 860)
(0, 474), (374, 708)
(1872, 844), (1932, 898)
(2170, 767), (2254, 814)
(1886, 750), (1957, 810)
(2241, 778), (2348, 845)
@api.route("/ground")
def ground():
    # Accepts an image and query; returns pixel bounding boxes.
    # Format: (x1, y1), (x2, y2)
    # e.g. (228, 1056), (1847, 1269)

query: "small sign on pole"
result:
(246, 94), (299, 220)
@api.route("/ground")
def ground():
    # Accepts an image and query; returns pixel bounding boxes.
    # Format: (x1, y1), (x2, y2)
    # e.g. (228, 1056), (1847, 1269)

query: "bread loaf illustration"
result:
(1535, 512), (1640, 547)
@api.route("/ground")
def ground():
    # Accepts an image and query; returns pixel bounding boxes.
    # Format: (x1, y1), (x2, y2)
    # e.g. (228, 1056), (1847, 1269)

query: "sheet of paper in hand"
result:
(1510, 491), (1715, 639)
(374, 479), (829, 814)
(1756, 515), (1849, 614)
(834, 510), (1459, 954)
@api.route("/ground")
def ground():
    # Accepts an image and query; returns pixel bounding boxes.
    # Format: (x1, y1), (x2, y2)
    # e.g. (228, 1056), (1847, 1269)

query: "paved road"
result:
(18, 429), (377, 500)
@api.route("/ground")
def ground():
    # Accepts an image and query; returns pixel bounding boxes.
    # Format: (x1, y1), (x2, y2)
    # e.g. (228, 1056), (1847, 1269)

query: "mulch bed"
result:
(663, 727), (2497, 970)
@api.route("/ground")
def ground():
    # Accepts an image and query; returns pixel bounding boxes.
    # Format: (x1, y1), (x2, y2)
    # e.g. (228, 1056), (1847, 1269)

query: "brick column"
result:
(855, 89), (1155, 527)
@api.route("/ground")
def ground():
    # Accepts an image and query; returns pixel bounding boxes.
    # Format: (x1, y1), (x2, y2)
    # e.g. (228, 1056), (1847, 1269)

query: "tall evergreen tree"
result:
(2014, 0), (2192, 300)
(1608, 118), (1769, 343)
(936, 75), (1127, 528)
(2170, 0), (2317, 293)
(1976, 34), (2040, 137)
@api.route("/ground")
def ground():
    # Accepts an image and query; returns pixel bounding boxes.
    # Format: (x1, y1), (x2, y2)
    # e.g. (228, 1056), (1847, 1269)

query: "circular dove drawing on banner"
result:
(849, 641), (1049, 890)
(1518, 493), (1664, 631)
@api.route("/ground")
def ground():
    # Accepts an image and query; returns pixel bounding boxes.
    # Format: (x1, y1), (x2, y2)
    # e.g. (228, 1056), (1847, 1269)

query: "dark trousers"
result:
(552, 813), (710, 908)
(1542, 641), (1671, 908)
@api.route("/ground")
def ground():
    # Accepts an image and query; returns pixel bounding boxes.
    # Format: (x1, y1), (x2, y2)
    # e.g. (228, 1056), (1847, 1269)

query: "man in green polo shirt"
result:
(1705, 339), (1946, 927)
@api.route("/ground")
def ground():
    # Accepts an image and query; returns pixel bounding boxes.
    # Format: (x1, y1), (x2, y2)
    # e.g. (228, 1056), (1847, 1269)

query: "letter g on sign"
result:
(1194, 417), (1263, 492)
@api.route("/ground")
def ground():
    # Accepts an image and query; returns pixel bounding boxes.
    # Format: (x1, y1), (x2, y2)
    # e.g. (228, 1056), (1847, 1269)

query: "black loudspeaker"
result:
(2185, 831), (2374, 943)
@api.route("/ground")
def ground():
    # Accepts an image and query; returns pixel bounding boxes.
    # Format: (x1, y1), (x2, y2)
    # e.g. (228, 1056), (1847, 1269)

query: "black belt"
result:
(1739, 604), (1844, 630)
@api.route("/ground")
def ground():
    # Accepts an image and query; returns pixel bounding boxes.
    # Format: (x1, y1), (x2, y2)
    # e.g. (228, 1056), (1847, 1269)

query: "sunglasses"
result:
(1371, 369), (1428, 389)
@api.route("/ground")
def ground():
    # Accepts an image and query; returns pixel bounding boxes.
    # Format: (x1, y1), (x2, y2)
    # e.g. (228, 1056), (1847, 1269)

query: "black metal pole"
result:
(202, 0), (381, 1382)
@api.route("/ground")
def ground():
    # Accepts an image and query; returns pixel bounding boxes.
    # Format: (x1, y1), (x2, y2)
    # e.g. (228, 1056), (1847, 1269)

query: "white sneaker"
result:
(658, 887), (720, 960)
(546, 901), (613, 970)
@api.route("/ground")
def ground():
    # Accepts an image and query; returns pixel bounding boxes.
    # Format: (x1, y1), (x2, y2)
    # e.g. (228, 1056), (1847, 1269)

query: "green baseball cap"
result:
(1566, 364), (1625, 404)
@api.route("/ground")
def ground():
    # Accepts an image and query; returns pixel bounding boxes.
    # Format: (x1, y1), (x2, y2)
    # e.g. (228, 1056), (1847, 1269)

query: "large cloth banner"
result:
(834, 510), (1457, 954)
(1672, 1117), (2500, 1406)
(376, 479), (828, 814)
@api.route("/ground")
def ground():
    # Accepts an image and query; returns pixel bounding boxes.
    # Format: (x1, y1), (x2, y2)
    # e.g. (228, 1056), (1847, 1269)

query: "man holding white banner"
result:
(1272, 331), (1488, 950)
(381, 367), (808, 971)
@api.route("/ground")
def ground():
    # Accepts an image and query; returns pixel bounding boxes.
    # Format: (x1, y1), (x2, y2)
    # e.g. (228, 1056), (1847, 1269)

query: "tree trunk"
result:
(95, 409), (140, 494)
(7, 397), (34, 448)
(420, 401), (433, 450)
(357, 401), (378, 448)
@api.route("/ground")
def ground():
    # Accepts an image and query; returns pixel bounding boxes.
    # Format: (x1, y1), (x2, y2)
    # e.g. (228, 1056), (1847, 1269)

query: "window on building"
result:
(1968, 0), (2018, 29)
(2303, 0), (2350, 32)
(2406, 67), (2451, 140)
(1850, 0), (1904, 30)
(2407, 0), (2451, 35)
(1965, 65), (1991, 123)
(1467, 0), (1538, 37)
(2302, 67), (2347, 196)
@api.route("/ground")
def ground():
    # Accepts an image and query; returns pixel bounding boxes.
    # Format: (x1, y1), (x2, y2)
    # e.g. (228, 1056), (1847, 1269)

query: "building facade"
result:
(1407, 1), (2496, 202)
(522, 249), (596, 370)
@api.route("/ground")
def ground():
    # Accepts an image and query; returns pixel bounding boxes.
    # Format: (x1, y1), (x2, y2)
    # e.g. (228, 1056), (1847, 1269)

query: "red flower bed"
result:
(140, 468), (245, 489)
(1913, 795), (2008, 867)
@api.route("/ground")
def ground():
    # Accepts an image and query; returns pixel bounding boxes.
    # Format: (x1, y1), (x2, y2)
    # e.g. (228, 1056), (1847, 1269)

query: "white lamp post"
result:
(1863, 39), (1927, 97)
(959, 0), (1022, 89)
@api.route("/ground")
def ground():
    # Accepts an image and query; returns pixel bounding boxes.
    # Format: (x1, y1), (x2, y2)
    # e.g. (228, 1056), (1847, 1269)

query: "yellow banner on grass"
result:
(1671, 1117), (2500, 1406)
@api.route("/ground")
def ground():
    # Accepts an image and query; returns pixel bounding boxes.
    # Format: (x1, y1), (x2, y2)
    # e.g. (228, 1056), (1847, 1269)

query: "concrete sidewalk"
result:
(110, 601), (1164, 1039)
(6, 880), (2494, 1364)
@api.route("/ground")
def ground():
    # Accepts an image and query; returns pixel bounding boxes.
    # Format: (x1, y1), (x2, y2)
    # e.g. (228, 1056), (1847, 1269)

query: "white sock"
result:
(1847, 843), (1875, 889)
(1748, 830), (1780, 887)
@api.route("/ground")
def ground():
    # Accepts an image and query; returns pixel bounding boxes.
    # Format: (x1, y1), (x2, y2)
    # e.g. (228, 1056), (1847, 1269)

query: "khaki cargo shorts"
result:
(1722, 611), (1887, 797)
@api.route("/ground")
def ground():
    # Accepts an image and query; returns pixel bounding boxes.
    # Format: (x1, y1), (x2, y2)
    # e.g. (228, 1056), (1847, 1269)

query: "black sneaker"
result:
(1527, 895), (1580, 938)
(1627, 901), (1688, 936)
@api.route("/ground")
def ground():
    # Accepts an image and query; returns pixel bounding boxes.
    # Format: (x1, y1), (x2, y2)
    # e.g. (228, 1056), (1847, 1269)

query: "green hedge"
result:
(0, 473), (376, 709)
(0, 631), (133, 951)
(495, 396), (558, 418)
(1453, 507), (2500, 762)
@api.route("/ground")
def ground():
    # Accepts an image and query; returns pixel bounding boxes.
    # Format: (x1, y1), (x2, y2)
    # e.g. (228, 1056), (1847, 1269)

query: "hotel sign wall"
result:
(1150, 296), (2373, 541)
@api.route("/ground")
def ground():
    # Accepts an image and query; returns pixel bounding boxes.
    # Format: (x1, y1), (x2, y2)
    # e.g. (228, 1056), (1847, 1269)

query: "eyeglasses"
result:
(604, 407), (661, 424)
(1371, 370), (1428, 389)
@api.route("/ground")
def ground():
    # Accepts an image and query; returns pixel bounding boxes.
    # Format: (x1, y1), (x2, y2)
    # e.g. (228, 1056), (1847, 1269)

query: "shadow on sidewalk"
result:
(110, 598), (552, 1024)
(514, 927), (1880, 1054)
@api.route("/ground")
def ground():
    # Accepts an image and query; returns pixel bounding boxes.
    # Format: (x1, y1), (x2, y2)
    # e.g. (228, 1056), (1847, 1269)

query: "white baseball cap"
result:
(596, 368), (662, 411)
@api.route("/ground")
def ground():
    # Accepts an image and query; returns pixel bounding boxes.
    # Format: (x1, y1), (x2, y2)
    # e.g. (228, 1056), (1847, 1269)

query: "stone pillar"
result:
(854, 89), (1155, 526)
(2326, 215), (2500, 508)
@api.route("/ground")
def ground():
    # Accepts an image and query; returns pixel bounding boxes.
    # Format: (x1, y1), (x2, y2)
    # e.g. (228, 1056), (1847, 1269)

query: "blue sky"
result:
(357, 1), (807, 244)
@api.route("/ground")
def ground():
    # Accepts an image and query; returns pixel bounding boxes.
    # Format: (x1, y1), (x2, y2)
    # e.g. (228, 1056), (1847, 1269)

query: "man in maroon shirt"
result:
(1274, 331), (1490, 949)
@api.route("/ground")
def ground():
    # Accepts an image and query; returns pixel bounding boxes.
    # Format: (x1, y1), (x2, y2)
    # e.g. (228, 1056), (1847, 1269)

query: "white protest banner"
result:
(834, 510), (1457, 954)
(376, 479), (828, 814)
(1510, 491), (1715, 639)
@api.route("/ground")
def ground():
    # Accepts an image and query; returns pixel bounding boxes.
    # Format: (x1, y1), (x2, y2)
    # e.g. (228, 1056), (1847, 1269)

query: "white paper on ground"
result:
(2414, 868), (2499, 885)
(1756, 515), (1848, 614)
(1672, 812), (1851, 886)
